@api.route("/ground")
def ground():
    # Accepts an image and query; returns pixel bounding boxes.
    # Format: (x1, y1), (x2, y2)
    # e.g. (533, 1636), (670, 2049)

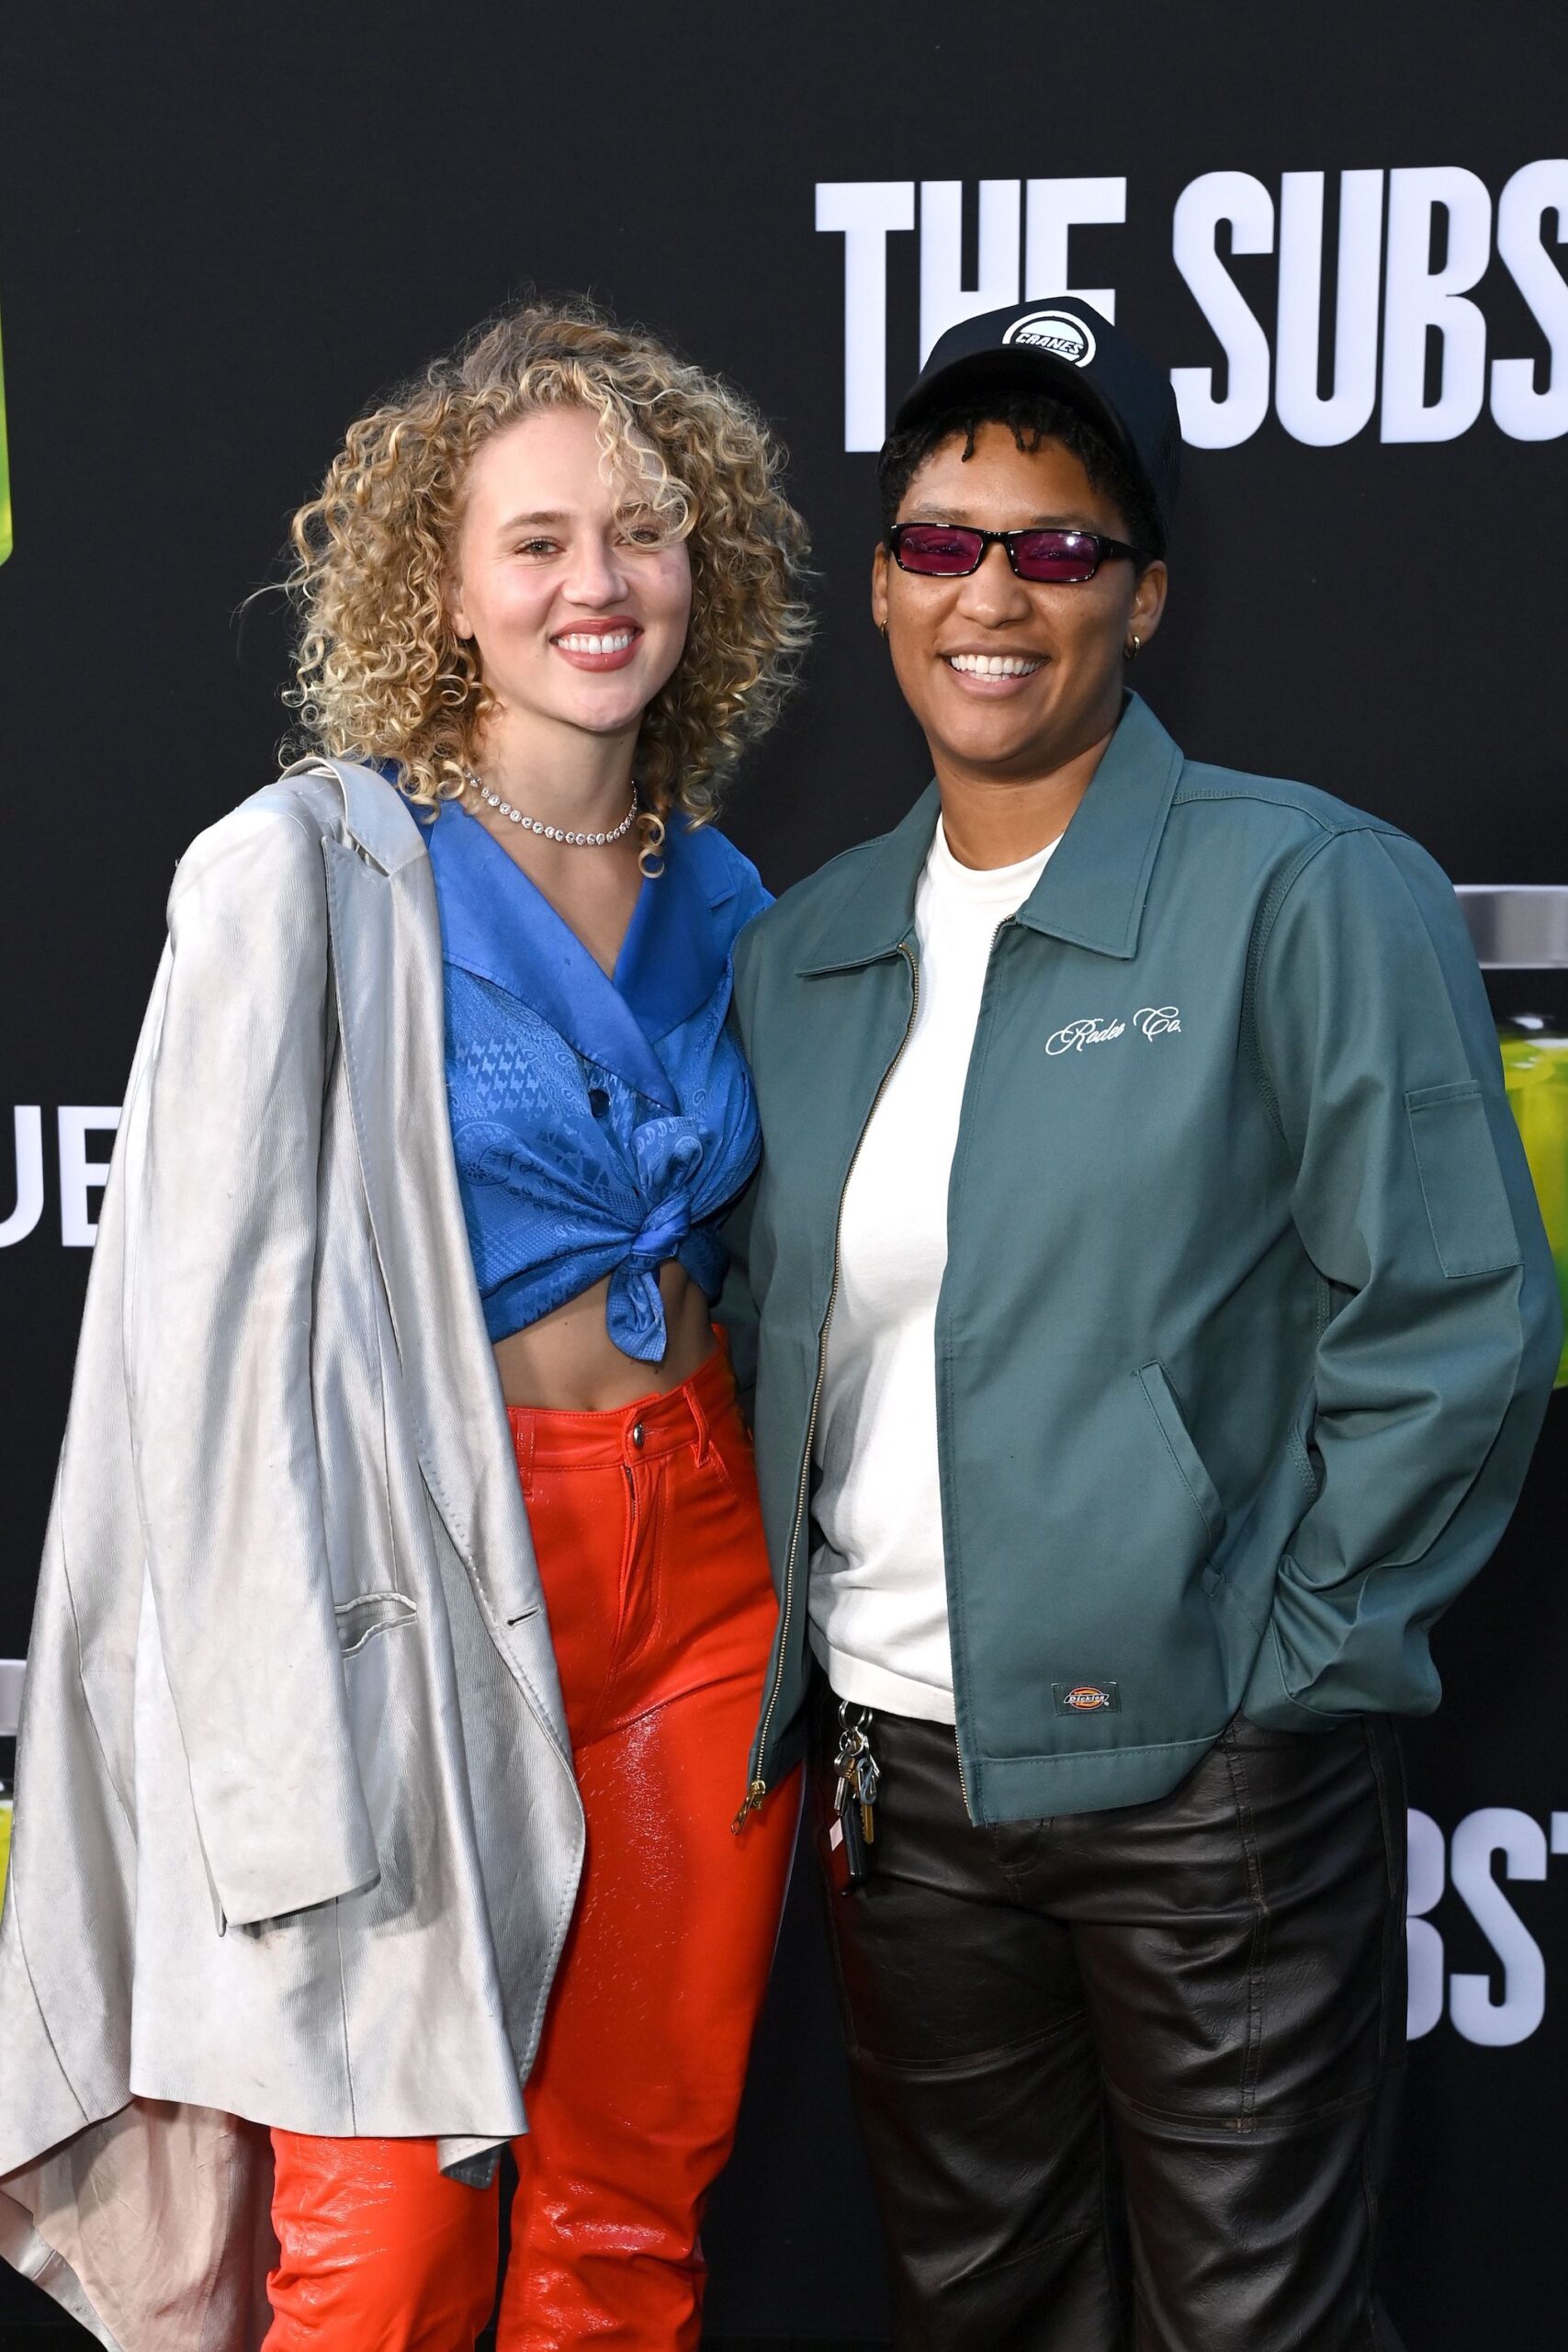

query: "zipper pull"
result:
(731, 1779), (768, 1834)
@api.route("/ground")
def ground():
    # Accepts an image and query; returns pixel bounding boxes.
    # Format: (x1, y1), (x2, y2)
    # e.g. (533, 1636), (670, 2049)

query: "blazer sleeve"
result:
(124, 802), (379, 1927)
(1242, 825), (1561, 1729)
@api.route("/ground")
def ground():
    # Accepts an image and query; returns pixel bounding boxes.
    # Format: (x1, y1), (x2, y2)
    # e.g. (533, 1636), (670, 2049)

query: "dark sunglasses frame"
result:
(888, 521), (1145, 583)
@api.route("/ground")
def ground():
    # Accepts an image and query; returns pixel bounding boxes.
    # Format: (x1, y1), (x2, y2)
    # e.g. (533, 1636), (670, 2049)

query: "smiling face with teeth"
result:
(447, 403), (694, 783)
(873, 422), (1168, 850)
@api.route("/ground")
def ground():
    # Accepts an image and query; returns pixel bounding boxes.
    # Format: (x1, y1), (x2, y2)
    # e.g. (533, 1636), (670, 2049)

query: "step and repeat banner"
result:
(2, 4), (1565, 2341)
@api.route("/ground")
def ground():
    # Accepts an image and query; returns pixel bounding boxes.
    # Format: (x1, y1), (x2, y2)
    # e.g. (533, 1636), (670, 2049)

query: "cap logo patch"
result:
(1003, 309), (1096, 368)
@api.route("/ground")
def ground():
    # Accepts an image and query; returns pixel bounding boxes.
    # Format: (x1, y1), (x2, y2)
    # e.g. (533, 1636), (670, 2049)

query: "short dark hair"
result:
(876, 390), (1164, 566)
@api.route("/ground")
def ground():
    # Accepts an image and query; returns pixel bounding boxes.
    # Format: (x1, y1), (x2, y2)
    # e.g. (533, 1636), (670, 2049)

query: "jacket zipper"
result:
(733, 940), (922, 1830)
(946, 913), (1015, 1829)
(954, 1733), (975, 1822)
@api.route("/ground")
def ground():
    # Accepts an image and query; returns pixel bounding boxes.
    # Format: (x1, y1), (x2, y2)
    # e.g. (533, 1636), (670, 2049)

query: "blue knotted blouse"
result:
(424, 797), (769, 1363)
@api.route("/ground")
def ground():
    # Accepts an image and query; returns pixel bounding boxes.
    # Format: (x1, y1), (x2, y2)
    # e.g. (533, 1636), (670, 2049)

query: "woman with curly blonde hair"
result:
(0, 300), (810, 2352)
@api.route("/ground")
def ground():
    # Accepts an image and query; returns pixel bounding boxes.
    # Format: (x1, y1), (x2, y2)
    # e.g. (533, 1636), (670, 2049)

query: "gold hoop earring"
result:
(1123, 632), (1142, 662)
(877, 619), (888, 639)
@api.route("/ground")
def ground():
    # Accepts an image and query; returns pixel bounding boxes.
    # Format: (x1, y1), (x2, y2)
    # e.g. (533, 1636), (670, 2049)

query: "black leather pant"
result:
(811, 1693), (1408, 2352)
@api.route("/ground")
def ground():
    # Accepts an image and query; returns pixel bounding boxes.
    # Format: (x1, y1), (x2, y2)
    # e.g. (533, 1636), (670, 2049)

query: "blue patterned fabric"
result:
(425, 797), (769, 1362)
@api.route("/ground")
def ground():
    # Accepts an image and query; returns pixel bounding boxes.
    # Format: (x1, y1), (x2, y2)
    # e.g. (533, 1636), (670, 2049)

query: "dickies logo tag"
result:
(1054, 1680), (1121, 1714)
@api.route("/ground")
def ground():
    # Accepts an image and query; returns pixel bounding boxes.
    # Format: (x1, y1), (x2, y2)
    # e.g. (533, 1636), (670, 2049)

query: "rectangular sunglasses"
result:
(889, 522), (1142, 583)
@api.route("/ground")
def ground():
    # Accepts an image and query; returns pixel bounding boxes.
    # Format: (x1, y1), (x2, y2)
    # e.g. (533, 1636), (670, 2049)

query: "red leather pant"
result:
(264, 1342), (797, 2349)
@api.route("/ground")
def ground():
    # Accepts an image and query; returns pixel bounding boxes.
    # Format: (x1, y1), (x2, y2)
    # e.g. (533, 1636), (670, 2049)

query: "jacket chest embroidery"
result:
(1045, 1005), (1181, 1056)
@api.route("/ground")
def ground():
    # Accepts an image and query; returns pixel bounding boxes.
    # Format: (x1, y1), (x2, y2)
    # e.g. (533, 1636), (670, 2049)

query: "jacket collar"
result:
(279, 753), (430, 876)
(798, 694), (1185, 975)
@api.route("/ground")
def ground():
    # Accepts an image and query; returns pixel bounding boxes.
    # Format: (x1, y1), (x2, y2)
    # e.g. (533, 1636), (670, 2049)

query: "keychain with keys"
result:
(827, 1702), (881, 1894)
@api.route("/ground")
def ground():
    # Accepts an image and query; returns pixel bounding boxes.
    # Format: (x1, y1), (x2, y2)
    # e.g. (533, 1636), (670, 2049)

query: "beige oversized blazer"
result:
(0, 762), (585, 2349)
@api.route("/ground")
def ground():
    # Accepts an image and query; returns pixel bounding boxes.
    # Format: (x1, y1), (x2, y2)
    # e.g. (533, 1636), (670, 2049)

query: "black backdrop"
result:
(3, 5), (1566, 2342)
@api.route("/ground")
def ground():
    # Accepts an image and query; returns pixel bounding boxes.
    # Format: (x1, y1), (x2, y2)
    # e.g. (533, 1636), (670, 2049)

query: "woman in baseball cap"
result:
(864, 296), (1175, 884)
(719, 297), (1554, 2349)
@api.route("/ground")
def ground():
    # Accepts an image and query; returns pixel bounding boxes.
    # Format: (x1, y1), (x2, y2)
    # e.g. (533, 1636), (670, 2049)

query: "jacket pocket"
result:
(1405, 1080), (1522, 1278)
(1136, 1363), (1224, 1545)
(334, 1590), (417, 1657)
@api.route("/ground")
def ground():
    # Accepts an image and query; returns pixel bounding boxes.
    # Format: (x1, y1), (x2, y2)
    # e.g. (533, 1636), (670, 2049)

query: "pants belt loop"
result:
(515, 1416), (536, 1501)
(688, 1381), (711, 1466)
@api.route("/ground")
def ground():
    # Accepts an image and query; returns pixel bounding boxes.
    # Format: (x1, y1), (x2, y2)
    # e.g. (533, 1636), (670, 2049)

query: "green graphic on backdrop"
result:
(0, 316), (10, 564)
(1501, 1027), (1568, 1387)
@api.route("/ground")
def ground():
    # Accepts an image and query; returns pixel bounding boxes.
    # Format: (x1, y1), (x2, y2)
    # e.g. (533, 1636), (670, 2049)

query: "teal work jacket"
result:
(720, 696), (1560, 1826)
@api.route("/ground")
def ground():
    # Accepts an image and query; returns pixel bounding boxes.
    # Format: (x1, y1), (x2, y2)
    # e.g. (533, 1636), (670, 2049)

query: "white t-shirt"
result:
(808, 816), (1060, 1724)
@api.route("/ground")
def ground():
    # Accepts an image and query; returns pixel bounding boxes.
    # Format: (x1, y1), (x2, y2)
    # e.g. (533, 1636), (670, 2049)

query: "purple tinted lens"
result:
(1012, 530), (1100, 582)
(896, 525), (983, 575)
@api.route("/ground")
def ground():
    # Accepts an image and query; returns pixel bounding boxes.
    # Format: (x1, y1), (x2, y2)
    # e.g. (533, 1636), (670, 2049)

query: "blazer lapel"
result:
(315, 784), (573, 1766)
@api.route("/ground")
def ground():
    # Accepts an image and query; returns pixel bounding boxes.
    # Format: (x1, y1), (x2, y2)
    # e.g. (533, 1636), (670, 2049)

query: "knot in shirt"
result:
(608, 1118), (705, 1357)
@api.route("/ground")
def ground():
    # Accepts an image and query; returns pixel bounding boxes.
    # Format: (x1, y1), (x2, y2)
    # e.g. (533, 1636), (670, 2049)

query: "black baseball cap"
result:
(890, 296), (1180, 552)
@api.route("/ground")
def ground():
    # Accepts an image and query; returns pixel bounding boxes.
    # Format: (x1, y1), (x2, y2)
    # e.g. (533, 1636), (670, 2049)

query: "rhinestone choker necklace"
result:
(463, 771), (638, 848)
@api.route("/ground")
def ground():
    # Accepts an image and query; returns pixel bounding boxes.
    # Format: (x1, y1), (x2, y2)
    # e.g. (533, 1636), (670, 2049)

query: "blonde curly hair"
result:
(286, 299), (812, 859)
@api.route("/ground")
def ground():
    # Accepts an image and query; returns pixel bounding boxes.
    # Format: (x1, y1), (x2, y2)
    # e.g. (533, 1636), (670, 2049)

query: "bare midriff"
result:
(491, 1261), (719, 1411)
